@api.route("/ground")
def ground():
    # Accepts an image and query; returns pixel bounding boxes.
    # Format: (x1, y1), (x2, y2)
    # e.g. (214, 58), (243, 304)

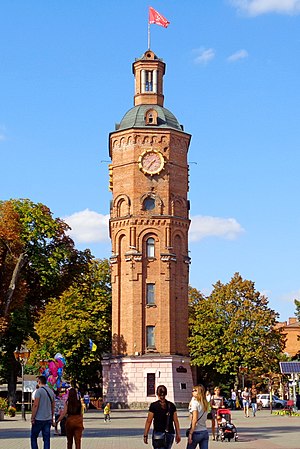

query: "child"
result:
(217, 413), (227, 428)
(103, 402), (111, 422)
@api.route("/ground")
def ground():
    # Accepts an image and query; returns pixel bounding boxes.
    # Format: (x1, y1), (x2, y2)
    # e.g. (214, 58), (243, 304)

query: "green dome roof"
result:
(116, 105), (183, 132)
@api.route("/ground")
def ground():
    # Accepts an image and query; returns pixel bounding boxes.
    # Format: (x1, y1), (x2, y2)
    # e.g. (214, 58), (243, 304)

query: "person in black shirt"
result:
(144, 385), (181, 449)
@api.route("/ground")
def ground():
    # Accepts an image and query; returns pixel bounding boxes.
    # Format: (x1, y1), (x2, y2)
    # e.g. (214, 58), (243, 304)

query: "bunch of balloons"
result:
(39, 353), (66, 390)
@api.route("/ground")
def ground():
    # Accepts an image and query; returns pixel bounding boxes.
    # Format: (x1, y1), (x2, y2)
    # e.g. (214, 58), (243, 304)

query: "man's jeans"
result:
(31, 419), (52, 449)
(252, 402), (257, 416)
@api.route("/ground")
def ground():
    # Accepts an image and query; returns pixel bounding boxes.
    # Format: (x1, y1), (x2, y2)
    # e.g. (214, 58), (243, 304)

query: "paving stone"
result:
(0, 409), (299, 449)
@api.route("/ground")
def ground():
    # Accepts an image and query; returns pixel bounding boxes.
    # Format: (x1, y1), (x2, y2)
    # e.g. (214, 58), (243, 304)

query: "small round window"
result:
(144, 197), (155, 210)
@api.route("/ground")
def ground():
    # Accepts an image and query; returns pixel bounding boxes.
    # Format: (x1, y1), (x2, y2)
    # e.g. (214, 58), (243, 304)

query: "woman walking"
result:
(187, 385), (209, 449)
(241, 387), (250, 418)
(56, 388), (84, 449)
(210, 387), (224, 441)
(144, 385), (181, 449)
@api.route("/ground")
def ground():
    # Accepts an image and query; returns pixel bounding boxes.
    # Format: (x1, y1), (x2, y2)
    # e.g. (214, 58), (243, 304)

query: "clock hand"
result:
(147, 159), (157, 169)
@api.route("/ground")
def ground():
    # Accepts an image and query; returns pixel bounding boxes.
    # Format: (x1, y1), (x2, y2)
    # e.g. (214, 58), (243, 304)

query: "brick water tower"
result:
(102, 49), (193, 407)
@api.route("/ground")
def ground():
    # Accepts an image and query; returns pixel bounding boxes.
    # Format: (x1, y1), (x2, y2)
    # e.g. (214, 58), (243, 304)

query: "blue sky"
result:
(1, 1), (300, 321)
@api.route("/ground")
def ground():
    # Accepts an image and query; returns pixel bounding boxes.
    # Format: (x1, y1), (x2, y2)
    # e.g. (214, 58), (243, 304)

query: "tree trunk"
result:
(7, 354), (19, 406)
(4, 253), (27, 317)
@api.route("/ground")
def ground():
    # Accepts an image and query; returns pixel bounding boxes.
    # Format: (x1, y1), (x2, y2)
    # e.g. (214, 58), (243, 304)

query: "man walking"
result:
(31, 375), (55, 449)
(230, 389), (236, 410)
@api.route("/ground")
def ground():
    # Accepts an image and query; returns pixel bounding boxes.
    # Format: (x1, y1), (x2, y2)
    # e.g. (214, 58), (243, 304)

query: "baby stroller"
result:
(216, 409), (238, 442)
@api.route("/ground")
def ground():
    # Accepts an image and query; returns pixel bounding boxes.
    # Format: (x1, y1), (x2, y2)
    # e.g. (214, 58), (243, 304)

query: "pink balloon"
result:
(49, 361), (58, 376)
(48, 375), (56, 386)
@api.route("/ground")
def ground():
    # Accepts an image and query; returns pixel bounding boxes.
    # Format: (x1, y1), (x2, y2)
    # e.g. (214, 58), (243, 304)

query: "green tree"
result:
(27, 259), (111, 390)
(294, 299), (300, 322)
(188, 273), (285, 388)
(292, 299), (300, 359)
(0, 199), (91, 404)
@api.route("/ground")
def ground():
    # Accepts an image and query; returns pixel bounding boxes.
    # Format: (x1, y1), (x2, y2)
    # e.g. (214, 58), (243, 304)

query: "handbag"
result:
(153, 431), (167, 448)
(207, 411), (213, 420)
(152, 401), (170, 449)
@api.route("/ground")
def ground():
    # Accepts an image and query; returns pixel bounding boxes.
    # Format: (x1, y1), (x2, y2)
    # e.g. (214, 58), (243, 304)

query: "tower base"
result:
(102, 354), (194, 408)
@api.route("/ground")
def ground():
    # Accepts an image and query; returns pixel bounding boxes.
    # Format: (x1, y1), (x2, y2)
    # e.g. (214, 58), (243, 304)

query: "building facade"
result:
(276, 317), (300, 357)
(102, 49), (193, 407)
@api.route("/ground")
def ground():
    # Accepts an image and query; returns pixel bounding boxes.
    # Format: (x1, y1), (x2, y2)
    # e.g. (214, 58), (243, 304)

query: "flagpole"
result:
(148, 22), (150, 49)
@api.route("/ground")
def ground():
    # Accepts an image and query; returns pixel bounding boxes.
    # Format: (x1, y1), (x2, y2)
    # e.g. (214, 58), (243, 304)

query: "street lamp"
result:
(239, 366), (248, 390)
(14, 346), (31, 421)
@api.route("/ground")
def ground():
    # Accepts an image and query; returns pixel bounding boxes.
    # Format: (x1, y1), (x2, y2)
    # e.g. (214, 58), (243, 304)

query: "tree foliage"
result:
(294, 299), (300, 322)
(188, 273), (285, 385)
(293, 299), (300, 360)
(0, 199), (91, 330)
(0, 199), (91, 403)
(27, 259), (112, 390)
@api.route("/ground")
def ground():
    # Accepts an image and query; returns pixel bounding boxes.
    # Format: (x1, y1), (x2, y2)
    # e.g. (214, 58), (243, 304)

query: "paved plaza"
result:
(1, 409), (300, 449)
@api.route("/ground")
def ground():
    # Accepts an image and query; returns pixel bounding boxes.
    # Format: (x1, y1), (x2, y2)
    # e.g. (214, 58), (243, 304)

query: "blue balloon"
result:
(57, 368), (63, 377)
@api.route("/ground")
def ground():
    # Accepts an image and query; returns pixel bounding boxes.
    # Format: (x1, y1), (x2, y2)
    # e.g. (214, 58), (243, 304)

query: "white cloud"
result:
(194, 48), (216, 65)
(63, 210), (244, 245)
(190, 215), (245, 242)
(230, 0), (300, 16)
(64, 209), (110, 243)
(227, 49), (249, 62)
(279, 289), (300, 305)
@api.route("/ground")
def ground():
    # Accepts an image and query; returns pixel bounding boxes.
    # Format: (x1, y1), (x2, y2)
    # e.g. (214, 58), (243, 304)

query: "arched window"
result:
(145, 71), (153, 91)
(146, 237), (155, 258)
(145, 108), (158, 125)
(143, 197), (155, 211)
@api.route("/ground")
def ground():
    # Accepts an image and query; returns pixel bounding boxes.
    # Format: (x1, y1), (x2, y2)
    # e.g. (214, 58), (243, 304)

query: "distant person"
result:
(83, 392), (90, 411)
(296, 393), (300, 410)
(250, 386), (258, 417)
(56, 388), (84, 449)
(144, 385), (180, 448)
(31, 383), (39, 404)
(31, 375), (55, 449)
(230, 389), (236, 410)
(205, 389), (211, 403)
(205, 389), (212, 425)
(210, 386), (224, 441)
(54, 390), (66, 436)
(241, 387), (250, 418)
(103, 402), (111, 422)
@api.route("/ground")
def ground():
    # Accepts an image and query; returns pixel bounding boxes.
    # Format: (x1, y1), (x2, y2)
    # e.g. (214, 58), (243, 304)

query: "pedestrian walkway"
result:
(1, 409), (299, 449)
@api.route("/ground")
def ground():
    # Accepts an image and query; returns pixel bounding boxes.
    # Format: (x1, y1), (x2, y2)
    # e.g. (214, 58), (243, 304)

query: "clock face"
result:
(139, 150), (164, 175)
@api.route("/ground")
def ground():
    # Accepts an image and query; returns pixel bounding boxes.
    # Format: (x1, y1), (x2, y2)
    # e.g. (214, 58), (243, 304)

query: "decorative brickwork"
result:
(102, 49), (193, 406)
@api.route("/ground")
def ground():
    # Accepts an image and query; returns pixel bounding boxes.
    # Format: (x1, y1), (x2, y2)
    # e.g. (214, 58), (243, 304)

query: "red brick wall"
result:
(109, 129), (191, 357)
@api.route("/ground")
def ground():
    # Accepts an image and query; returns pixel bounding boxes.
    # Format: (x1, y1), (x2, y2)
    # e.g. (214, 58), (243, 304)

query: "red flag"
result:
(149, 7), (170, 28)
